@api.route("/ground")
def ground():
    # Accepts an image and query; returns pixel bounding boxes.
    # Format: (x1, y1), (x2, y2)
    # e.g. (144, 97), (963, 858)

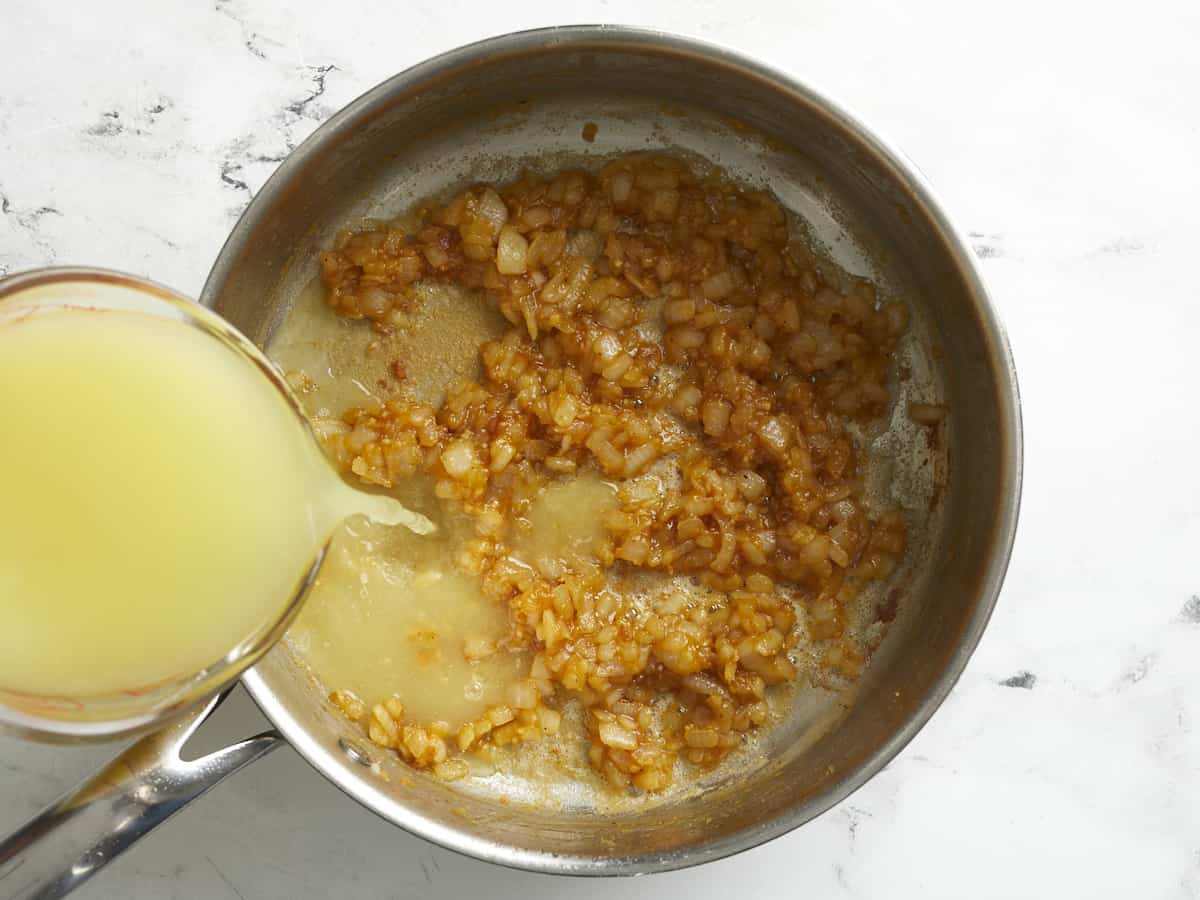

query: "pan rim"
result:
(210, 23), (1023, 877)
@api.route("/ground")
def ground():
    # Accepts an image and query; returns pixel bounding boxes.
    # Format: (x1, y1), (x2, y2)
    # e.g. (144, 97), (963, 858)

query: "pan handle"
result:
(0, 690), (283, 900)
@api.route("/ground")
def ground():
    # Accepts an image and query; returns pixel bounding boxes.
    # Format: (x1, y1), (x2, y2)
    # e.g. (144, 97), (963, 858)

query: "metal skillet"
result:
(0, 25), (1021, 895)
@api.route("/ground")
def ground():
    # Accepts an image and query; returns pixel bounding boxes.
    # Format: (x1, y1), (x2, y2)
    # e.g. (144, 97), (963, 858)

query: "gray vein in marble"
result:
(1089, 235), (1150, 257)
(998, 670), (1037, 689)
(216, 139), (288, 215)
(85, 110), (124, 138)
(1176, 595), (1200, 624)
(213, 63), (340, 213)
(286, 63), (338, 122)
(79, 96), (180, 155)
(141, 96), (175, 128)
(968, 231), (1005, 259)
(834, 863), (855, 895)
(219, 156), (252, 195)
(0, 188), (62, 263)
(839, 804), (872, 851)
(0, 194), (61, 226)
(1119, 653), (1155, 687)
(120, 219), (182, 252)
(215, 0), (283, 62)
(206, 856), (246, 900)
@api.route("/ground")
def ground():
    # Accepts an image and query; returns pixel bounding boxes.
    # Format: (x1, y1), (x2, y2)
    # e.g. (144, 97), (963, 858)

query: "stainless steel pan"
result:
(0, 25), (1021, 896)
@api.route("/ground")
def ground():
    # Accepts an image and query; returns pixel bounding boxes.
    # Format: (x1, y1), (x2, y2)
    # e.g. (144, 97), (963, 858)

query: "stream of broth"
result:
(272, 279), (545, 725)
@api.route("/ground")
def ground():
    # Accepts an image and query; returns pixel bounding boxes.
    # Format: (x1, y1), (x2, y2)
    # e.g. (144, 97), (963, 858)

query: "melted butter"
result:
(269, 276), (507, 415)
(513, 472), (617, 573)
(288, 518), (525, 727)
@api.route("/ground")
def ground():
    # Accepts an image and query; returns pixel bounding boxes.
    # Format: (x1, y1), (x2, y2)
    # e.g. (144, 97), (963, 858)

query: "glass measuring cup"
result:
(0, 267), (398, 740)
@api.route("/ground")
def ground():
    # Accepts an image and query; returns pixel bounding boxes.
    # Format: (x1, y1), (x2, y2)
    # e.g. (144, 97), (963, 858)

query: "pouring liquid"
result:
(0, 297), (427, 700)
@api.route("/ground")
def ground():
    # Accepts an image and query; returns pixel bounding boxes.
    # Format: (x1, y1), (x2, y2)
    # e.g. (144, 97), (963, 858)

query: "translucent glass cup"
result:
(0, 267), (326, 741)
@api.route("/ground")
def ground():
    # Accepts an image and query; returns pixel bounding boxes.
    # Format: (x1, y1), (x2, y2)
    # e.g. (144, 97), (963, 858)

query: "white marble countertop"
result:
(2, 0), (1199, 897)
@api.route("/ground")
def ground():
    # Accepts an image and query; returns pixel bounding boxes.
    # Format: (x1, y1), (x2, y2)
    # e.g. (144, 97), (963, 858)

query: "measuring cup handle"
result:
(0, 690), (283, 900)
